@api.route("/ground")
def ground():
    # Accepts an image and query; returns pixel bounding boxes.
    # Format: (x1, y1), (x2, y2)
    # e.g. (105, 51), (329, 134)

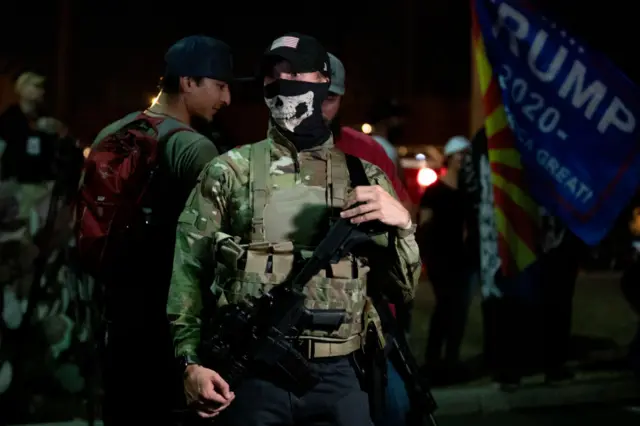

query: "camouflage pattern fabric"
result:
(224, 265), (368, 340)
(0, 180), (97, 422)
(167, 126), (421, 361)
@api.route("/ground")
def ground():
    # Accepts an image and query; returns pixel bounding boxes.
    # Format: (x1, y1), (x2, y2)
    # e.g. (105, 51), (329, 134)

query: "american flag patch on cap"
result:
(270, 36), (299, 50)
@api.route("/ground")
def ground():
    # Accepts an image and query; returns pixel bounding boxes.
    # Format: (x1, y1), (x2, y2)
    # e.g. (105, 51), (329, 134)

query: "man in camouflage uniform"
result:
(167, 33), (421, 426)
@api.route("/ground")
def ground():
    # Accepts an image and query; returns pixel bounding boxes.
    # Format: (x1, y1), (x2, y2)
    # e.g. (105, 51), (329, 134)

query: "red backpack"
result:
(75, 113), (192, 277)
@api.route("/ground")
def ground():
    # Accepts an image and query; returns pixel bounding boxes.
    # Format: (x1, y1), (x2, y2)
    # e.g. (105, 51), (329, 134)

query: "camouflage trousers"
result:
(0, 180), (99, 422)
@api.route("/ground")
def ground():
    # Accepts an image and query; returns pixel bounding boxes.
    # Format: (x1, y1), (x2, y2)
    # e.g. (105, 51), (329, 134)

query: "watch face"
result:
(178, 355), (198, 370)
(177, 356), (189, 371)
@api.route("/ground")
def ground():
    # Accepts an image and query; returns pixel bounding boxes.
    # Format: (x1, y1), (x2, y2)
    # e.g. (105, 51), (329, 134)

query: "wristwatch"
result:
(177, 354), (200, 375)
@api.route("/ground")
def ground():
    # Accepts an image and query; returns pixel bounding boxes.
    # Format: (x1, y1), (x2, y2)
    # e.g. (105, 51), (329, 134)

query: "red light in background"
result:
(417, 168), (438, 187)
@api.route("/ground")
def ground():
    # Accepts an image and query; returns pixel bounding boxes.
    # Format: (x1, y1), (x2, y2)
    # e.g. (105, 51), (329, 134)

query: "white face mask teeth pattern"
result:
(265, 91), (314, 132)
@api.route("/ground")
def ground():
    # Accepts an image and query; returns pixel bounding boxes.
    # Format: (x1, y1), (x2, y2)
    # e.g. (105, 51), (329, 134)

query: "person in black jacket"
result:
(0, 71), (67, 183)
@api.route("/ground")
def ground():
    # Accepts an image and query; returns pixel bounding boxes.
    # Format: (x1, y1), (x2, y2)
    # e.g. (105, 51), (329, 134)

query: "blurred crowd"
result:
(0, 71), (96, 421)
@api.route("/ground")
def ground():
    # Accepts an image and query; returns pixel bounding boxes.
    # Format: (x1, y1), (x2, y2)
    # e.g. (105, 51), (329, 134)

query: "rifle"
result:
(199, 214), (381, 394)
(374, 298), (438, 426)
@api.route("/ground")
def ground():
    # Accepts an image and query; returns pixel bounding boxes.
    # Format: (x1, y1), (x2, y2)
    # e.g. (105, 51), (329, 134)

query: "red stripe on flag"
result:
(487, 127), (516, 150)
(484, 78), (503, 111)
(491, 162), (525, 187)
(497, 233), (517, 276)
(492, 184), (538, 267)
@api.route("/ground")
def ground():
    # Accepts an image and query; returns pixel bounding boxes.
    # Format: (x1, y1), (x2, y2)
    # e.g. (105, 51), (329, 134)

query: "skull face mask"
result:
(265, 91), (314, 132)
(264, 79), (331, 150)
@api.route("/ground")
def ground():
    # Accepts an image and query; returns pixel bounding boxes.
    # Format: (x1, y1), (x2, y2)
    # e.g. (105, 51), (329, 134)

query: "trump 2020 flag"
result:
(474, 0), (640, 247)
(472, 1), (539, 277)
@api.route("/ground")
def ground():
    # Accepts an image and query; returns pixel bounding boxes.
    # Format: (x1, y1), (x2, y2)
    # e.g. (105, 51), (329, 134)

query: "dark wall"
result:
(413, 0), (471, 98)
(3, 1), (637, 146)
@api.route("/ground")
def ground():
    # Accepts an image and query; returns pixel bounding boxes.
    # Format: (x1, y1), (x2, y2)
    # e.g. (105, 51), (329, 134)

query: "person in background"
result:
(90, 35), (232, 425)
(419, 136), (473, 384)
(537, 209), (584, 384)
(0, 71), (67, 183)
(322, 52), (414, 338)
(322, 54), (411, 211)
(368, 98), (408, 176)
(322, 52), (412, 425)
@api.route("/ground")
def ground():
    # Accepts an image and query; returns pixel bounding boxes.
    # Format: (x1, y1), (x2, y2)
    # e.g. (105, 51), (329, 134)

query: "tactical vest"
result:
(219, 140), (371, 356)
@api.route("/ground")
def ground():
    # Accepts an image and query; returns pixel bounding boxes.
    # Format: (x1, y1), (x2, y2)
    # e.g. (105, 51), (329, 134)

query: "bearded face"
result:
(265, 91), (314, 132)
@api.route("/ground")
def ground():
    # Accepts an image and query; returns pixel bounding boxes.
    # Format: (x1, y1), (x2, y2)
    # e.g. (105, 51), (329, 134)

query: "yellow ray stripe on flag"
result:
(491, 172), (539, 217)
(474, 37), (493, 95)
(489, 148), (522, 169)
(494, 206), (537, 269)
(485, 106), (509, 137)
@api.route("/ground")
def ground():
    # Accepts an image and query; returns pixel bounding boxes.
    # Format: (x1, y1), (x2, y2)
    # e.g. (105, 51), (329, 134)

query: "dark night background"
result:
(0, 2), (639, 423)
(0, 0), (637, 149)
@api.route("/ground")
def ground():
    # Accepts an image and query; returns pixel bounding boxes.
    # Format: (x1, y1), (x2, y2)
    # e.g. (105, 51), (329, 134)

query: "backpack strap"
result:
(155, 116), (194, 142)
(121, 111), (143, 126)
(250, 141), (271, 243)
(93, 112), (142, 144)
(103, 113), (193, 144)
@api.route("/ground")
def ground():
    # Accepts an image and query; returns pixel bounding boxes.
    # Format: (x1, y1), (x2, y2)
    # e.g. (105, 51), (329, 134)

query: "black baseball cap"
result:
(261, 32), (331, 78)
(164, 35), (234, 83)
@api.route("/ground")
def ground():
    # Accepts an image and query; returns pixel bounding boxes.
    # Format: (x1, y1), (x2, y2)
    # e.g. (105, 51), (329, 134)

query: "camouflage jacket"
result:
(1, 180), (95, 417)
(167, 127), (421, 360)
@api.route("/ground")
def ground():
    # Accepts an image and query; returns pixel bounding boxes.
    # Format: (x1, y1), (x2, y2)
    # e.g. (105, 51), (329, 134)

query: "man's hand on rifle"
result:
(184, 364), (235, 418)
(342, 185), (412, 229)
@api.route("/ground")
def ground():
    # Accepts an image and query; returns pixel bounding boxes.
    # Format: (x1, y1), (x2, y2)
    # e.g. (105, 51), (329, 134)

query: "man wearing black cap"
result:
(92, 35), (233, 425)
(168, 32), (420, 426)
(93, 35), (232, 174)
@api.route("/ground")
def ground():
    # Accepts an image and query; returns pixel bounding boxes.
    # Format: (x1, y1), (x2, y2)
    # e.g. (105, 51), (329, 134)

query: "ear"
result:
(179, 76), (194, 93)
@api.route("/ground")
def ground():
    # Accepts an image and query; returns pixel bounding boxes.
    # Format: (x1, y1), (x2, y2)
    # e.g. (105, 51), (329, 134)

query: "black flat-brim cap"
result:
(261, 32), (331, 79)
(165, 35), (236, 83)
